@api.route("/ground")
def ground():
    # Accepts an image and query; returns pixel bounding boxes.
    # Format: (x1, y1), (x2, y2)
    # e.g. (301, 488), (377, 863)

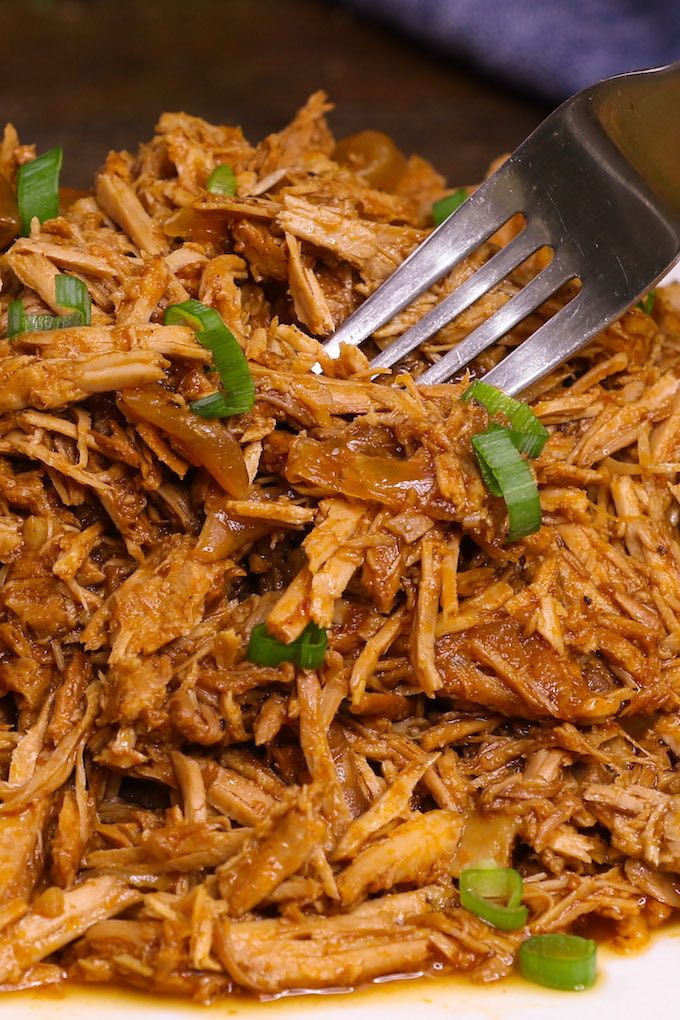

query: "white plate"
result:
(8, 271), (680, 1020)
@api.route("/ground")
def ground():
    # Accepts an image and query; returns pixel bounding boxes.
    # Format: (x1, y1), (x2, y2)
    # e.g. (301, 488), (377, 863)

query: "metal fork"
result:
(322, 61), (680, 395)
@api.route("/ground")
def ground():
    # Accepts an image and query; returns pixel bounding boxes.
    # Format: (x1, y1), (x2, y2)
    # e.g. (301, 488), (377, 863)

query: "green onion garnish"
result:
(191, 327), (254, 415)
(164, 299), (254, 417)
(297, 622), (328, 669)
(464, 382), (546, 540)
(463, 380), (548, 457)
(459, 866), (528, 931)
(55, 273), (92, 326)
(7, 299), (26, 339)
(638, 290), (656, 315)
(247, 621), (328, 669)
(519, 934), (597, 991)
(6, 274), (91, 339)
(189, 392), (234, 419)
(165, 299), (223, 334)
(206, 164), (237, 196)
(471, 425), (542, 541)
(432, 188), (467, 227)
(247, 624), (299, 666)
(17, 146), (63, 235)
(7, 301), (81, 339)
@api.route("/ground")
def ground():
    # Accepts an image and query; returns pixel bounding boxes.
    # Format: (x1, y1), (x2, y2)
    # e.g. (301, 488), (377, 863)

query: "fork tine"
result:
(417, 257), (572, 386)
(322, 173), (517, 361)
(370, 226), (546, 370)
(480, 291), (592, 395)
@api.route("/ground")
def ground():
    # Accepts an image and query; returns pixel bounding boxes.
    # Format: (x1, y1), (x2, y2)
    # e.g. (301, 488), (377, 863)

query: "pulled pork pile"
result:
(0, 92), (680, 1002)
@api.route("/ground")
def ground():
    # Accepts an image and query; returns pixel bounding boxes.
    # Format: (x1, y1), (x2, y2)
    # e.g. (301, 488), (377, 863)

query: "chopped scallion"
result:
(164, 298), (223, 334)
(6, 274), (90, 339)
(463, 379), (548, 457)
(189, 392), (234, 419)
(6, 297), (82, 339)
(432, 188), (467, 227)
(42, 313), (82, 329)
(471, 425), (542, 541)
(164, 299), (255, 417)
(459, 866), (528, 931)
(206, 164), (237, 196)
(7, 299), (26, 339)
(247, 624), (300, 667)
(297, 622), (328, 669)
(192, 327), (255, 414)
(638, 290), (656, 315)
(519, 934), (597, 991)
(247, 621), (328, 670)
(55, 274), (92, 326)
(17, 146), (63, 235)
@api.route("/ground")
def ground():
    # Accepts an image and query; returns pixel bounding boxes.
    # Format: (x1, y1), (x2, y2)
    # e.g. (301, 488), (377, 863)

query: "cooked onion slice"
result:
(118, 385), (249, 497)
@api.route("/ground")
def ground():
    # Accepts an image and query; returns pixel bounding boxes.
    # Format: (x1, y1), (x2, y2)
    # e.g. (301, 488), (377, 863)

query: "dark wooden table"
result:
(0, 0), (549, 188)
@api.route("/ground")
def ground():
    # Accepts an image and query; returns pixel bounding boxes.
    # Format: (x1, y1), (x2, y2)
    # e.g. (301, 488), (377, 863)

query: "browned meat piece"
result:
(335, 810), (463, 905)
(83, 536), (226, 723)
(15, 323), (209, 362)
(0, 802), (48, 904)
(0, 877), (141, 982)
(218, 790), (326, 914)
(215, 890), (441, 993)
(96, 172), (166, 255)
(278, 194), (425, 282)
(285, 233), (334, 336)
(250, 90), (335, 177)
(231, 219), (288, 281)
(0, 351), (166, 412)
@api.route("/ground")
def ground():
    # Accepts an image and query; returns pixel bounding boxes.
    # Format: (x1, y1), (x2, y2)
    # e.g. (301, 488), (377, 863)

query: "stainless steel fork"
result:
(322, 61), (680, 395)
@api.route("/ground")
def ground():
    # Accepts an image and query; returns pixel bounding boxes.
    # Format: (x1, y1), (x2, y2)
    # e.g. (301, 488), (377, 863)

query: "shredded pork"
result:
(0, 94), (678, 1002)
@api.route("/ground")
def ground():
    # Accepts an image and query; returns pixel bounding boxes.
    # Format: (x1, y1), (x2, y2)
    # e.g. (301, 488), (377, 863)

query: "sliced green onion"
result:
(471, 426), (542, 541)
(463, 380), (548, 458)
(55, 274), (91, 326)
(519, 934), (597, 991)
(471, 421), (514, 497)
(39, 313), (82, 330)
(4, 270), (87, 344)
(164, 299), (255, 417)
(297, 622), (328, 669)
(191, 327), (254, 414)
(247, 623), (300, 667)
(189, 392), (234, 419)
(6, 297), (81, 339)
(432, 188), (467, 227)
(247, 621), (328, 669)
(7, 299), (26, 339)
(206, 164), (237, 196)
(17, 146), (63, 235)
(638, 290), (656, 315)
(164, 297), (223, 333)
(459, 867), (528, 931)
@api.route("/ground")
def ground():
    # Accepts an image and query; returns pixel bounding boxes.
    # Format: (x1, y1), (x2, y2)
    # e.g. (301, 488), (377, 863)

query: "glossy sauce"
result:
(11, 918), (680, 1018)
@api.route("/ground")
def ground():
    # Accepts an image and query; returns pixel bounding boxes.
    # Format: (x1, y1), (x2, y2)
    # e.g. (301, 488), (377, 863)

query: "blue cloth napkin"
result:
(338, 0), (680, 100)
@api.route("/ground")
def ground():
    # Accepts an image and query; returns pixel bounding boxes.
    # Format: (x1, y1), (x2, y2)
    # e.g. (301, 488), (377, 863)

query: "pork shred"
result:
(0, 93), (678, 1002)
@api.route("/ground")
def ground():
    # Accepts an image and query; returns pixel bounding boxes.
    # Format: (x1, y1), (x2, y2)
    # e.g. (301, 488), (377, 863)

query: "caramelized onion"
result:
(286, 435), (457, 519)
(118, 385), (248, 497)
(163, 207), (228, 244)
(332, 130), (407, 190)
